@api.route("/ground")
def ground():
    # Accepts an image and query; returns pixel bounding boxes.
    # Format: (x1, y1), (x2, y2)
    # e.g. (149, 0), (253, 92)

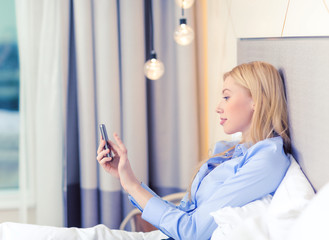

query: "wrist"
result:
(124, 178), (141, 194)
(126, 181), (153, 210)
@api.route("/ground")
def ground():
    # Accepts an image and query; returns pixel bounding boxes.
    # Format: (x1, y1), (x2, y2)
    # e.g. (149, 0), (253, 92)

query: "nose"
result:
(215, 102), (223, 114)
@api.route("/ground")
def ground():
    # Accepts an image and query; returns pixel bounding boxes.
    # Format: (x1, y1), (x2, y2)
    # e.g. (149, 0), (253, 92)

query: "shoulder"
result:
(213, 140), (239, 155)
(247, 136), (285, 155)
(244, 136), (290, 169)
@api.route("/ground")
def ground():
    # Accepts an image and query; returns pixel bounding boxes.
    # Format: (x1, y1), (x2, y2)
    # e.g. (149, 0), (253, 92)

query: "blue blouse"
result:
(129, 136), (290, 240)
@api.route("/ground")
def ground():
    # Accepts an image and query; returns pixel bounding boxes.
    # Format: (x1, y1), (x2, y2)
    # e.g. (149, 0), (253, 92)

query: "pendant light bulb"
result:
(175, 0), (195, 9)
(144, 51), (165, 80)
(174, 18), (194, 46)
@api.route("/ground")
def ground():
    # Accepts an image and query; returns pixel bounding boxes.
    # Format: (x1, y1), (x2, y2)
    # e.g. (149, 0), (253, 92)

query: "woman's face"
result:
(215, 75), (255, 137)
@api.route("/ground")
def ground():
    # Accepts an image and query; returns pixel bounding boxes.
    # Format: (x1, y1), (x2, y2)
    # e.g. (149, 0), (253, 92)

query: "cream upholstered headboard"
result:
(238, 37), (329, 192)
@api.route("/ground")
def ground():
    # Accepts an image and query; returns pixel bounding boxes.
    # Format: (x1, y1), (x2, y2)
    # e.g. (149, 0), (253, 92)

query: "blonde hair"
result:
(227, 61), (291, 151)
(187, 61), (291, 198)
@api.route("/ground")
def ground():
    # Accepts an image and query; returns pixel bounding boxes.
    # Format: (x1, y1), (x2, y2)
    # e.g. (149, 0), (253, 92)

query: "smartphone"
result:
(99, 124), (113, 159)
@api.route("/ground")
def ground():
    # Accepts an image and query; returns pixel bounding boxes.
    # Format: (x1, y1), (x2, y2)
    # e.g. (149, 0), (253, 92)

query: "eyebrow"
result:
(222, 88), (232, 94)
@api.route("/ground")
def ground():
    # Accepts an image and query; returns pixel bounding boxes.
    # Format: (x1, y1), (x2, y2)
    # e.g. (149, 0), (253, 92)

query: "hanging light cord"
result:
(281, 0), (291, 37)
(181, 0), (185, 17)
(149, 0), (154, 53)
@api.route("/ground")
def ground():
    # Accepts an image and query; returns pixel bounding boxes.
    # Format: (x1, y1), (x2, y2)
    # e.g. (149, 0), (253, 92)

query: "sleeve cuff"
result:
(128, 182), (160, 212)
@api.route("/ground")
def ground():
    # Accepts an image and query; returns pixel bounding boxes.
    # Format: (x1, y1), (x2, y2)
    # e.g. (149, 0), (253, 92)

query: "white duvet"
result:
(211, 195), (272, 240)
(0, 222), (167, 240)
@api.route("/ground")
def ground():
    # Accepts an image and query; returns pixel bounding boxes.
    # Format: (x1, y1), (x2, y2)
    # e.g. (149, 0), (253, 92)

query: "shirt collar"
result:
(207, 142), (249, 165)
(232, 143), (248, 158)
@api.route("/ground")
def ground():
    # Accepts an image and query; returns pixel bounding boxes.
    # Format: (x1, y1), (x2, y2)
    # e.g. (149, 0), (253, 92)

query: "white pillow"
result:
(288, 182), (329, 240)
(266, 155), (315, 240)
(210, 154), (315, 240)
(210, 195), (272, 240)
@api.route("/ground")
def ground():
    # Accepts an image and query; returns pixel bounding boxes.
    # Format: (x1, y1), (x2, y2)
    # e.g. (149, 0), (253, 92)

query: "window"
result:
(0, 0), (20, 195)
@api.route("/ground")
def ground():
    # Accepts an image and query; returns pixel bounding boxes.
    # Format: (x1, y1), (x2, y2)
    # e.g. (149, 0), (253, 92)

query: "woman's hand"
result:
(96, 137), (119, 178)
(96, 133), (140, 192)
(97, 133), (153, 209)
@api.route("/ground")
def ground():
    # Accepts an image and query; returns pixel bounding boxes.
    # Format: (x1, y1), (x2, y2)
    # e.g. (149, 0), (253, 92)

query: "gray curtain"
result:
(64, 0), (199, 229)
(15, 0), (200, 229)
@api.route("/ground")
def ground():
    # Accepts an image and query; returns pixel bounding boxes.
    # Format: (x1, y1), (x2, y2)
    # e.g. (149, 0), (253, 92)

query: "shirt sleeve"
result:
(128, 182), (177, 212)
(141, 138), (290, 240)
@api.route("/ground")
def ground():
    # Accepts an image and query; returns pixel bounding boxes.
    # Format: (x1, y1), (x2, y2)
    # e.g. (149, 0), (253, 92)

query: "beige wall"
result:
(207, 0), (329, 149)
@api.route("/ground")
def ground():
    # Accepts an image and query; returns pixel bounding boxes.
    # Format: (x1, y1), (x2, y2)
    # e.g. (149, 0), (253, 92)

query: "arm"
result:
(96, 137), (237, 210)
(96, 133), (153, 209)
(140, 139), (290, 239)
(97, 134), (289, 239)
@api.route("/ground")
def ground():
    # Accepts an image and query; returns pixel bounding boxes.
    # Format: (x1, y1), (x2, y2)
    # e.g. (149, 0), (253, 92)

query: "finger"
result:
(113, 133), (127, 152)
(108, 139), (119, 155)
(97, 139), (106, 154)
(97, 149), (110, 161)
(99, 156), (113, 165)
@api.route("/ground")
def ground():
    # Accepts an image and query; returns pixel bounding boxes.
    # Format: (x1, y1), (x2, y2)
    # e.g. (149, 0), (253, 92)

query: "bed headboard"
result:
(238, 37), (329, 192)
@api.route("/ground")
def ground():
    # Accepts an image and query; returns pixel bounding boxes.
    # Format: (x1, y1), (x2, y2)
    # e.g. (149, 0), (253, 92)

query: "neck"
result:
(241, 131), (251, 143)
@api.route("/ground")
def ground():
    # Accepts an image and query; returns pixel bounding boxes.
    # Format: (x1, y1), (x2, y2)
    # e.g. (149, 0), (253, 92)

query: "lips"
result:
(220, 118), (227, 125)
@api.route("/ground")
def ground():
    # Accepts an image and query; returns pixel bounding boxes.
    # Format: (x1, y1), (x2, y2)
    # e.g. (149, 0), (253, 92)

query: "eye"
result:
(223, 96), (230, 101)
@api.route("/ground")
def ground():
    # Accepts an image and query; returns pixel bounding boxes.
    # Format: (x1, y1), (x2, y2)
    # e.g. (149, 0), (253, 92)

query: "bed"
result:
(120, 36), (329, 239)
(209, 37), (329, 240)
(1, 37), (329, 240)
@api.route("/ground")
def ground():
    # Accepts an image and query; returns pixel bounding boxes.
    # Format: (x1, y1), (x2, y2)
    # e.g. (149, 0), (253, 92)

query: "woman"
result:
(96, 61), (291, 239)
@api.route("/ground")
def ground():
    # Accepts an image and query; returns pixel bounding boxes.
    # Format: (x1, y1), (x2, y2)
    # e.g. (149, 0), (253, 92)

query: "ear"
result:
(251, 100), (255, 111)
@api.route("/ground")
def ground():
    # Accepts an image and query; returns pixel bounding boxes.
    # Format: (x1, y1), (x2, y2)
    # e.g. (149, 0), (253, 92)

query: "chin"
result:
(223, 129), (235, 135)
(223, 127), (240, 135)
